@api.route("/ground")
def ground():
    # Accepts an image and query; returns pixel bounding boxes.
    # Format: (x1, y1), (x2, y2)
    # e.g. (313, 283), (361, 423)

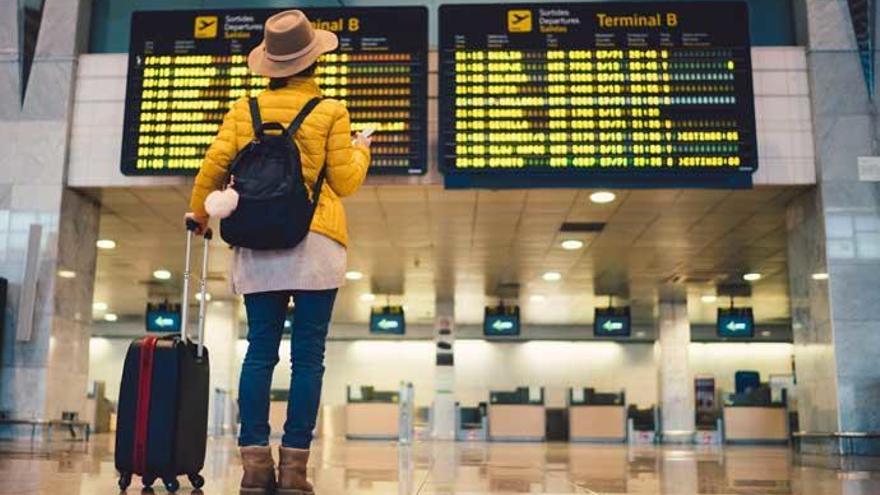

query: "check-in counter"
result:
(568, 388), (627, 443)
(723, 405), (788, 443)
(345, 386), (399, 440)
(722, 384), (788, 443)
(488, 387), (545, 442)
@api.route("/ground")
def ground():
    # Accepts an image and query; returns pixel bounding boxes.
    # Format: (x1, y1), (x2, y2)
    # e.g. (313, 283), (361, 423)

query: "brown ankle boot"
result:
(240, 446), (277, 495)
(277, 447), (314, 494)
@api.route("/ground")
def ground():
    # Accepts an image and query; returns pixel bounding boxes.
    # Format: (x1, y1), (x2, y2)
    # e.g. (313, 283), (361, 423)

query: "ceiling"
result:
(86, 182), (804, 329)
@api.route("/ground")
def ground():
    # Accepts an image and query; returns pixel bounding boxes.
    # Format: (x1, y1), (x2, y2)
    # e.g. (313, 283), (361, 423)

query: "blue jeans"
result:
(238, 289), (337, 449)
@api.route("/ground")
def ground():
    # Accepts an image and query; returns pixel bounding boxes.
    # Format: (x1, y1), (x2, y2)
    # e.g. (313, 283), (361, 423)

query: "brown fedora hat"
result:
(248, 10), (338, 78)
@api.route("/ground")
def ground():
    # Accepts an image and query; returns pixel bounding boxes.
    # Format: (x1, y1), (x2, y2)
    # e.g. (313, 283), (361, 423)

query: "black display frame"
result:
(438, 1), (758, 189)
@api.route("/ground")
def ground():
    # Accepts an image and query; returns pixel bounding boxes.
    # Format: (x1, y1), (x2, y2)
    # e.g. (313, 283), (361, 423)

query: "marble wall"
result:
(0, 0), (98, 431)
(787, 0), (880, 455)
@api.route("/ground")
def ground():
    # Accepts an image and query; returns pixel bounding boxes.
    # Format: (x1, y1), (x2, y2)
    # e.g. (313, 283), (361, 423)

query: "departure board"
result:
(122, 7), (428, 176)
(439, 2), (757, 188)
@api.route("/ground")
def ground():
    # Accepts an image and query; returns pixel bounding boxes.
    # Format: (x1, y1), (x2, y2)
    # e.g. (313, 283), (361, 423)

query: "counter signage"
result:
(439, 2), (757, 189)
(123, 7), (428, 176)
(593, 306), (631, 337)
(484, 305), (521, 337)
(370, 305), (406, 335)
(717, 307), (754, 338)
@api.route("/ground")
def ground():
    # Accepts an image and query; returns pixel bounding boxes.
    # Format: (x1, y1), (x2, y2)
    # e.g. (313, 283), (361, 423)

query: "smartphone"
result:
(353, 127), (375, 144)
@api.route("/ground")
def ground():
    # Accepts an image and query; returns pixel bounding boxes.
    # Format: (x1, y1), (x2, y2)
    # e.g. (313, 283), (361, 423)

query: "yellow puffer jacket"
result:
(189, 77), (370, 247)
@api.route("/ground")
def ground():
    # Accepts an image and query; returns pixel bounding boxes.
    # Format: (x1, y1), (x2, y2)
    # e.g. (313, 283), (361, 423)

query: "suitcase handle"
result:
(182, 220), (212, 358)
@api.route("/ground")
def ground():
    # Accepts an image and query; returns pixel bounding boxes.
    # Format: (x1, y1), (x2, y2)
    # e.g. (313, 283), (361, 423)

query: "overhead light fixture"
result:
(96, 239), (117, 250)
(92, 302), (108, 312)
(542, 271), (562, 282)
(635, 331), (646, 338)
(57, 270), (76, 279)
(742, 272), (762, 282)
(560, 239), (584, 250)
(811, 272), (829, 281)
(589, 191), (616, 204)
(530, 294), (546, 303)
(345, 271), (364, 281)
(153, 269), (172, 280)
(700, 294), (717, 304)
(360, 293), (376, 303)
(104, 313), (118, 322)
(195, 292), (212, 302)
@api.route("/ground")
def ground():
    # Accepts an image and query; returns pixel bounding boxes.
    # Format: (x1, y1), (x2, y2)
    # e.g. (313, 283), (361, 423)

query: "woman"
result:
(186, 10), (371, 495)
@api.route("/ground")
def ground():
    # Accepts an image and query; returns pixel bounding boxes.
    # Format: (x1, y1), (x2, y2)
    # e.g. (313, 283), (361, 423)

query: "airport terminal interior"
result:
(2, 0), (880, 493)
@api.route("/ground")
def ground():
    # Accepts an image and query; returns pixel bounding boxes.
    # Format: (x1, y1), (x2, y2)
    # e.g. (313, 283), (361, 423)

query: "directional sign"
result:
(594, 306), (631, 337)
(370, 307), (406, 335)
(484, 306), (521, 337)
(145, 309), (181, 332)
(376, 318), (401, 331)
(153, 316), (176, 328)
(717, 307), (754, 338)
(492, 319), (515, 332)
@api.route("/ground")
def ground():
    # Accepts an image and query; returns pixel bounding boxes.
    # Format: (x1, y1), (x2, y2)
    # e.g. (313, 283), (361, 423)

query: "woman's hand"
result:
(184, 212), (209, 235)
(353, 131), (372, 148)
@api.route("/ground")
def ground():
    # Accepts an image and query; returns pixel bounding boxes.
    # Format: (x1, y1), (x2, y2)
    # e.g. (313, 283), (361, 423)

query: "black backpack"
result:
(220, 97), (324, 250)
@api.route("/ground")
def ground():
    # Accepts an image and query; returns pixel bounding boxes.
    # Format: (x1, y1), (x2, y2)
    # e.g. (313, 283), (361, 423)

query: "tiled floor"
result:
(0, 435), (879, 494)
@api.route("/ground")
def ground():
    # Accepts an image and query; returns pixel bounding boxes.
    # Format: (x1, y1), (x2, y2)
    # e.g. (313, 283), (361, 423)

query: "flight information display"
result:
(122, 7), (428, 176)
(439, 2), (757, 188)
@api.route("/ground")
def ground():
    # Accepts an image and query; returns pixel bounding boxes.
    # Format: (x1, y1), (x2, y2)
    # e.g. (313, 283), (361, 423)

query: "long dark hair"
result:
(268, 62), (318, 90)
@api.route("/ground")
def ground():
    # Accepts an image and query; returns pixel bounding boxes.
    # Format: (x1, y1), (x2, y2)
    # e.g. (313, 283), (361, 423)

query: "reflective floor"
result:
(0, 435), (879, 494)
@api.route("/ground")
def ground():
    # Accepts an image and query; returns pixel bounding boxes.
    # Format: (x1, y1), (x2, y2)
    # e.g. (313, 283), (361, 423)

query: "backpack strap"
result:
(284, 97), (323, 137)
(285, 98), (326, 207)
(248, 97), (262, 136)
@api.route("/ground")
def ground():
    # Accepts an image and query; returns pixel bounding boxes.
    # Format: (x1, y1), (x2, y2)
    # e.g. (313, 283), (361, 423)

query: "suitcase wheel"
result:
(188, 473), (205, 489)
(163, 477), (180, 492)
(117, 472), (131, 491)
(142, 474), (155, 488)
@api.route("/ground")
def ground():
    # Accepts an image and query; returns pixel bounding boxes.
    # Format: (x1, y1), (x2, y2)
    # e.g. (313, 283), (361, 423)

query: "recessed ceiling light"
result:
(560, 239), (584, 250)
(530, 294), (546, 303)
(195, 292), (212, 302)
(92, 302), (108, 311)
(589, 191), (616, 204)
(96, 239), (117, 250)
(542, 271), (562, 282)
(700, 294), (717, 304)
(57, 270), (76, 279)
(345, 271), (364, 281)
(743, 272), (762, 282)
(104, 313), (118, 322)
(153, 269), (172, 280)
(360, 293), (376, 303)
(811, 272), (829, 281)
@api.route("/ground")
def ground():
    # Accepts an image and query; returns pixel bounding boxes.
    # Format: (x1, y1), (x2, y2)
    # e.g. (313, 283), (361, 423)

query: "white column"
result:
(657, 298), (694, 443)
(203, 300), (239, 435)
(431, 299), (456, 440)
